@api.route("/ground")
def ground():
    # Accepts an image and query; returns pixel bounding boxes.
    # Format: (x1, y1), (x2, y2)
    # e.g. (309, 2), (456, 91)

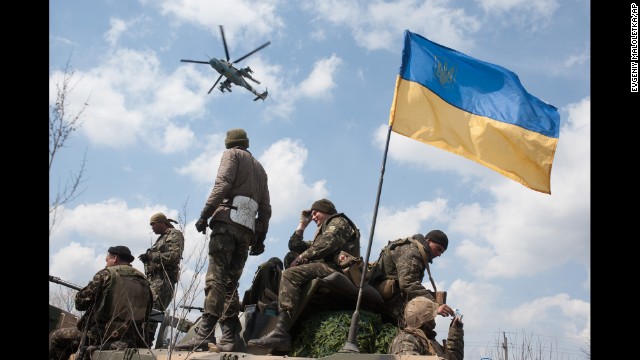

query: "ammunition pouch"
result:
(376, 279), (398, 300)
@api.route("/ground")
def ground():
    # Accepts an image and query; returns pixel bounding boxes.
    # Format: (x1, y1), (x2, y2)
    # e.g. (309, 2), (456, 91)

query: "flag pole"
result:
(339, 124), (393, 353)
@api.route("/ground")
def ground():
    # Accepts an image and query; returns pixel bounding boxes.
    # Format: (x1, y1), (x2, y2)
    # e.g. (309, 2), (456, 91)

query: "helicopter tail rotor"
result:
(253, 89), (268, 101)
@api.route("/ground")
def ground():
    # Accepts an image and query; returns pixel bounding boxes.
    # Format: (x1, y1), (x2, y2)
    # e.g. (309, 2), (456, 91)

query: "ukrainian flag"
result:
(389, 30), (560, 194)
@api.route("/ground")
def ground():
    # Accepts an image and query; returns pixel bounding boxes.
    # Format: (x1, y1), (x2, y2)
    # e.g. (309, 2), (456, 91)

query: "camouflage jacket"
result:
(389, 322), (464, 360)
(368, 234), (433, 300)
(144, 227), (184, 283)
(289, 213), (360, 269)
(202, 147), (271, 234)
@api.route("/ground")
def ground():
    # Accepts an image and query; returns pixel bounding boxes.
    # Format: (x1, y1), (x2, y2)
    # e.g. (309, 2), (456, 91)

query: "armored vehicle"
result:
(49, 271), (442, 360)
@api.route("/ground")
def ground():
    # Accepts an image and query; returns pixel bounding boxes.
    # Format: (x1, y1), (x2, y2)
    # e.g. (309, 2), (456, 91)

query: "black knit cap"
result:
(225, 128), (249, 149)
(108, 246), (135, 263)
(426, 230), (449, 250)
(310, 198), (337, 215)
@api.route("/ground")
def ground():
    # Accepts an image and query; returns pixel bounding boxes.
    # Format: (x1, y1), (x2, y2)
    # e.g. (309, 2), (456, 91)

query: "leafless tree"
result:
(49, 52), (90, 325)
(49, 284), (82, 315)
(49, 52), (90, 235)
(580, 337), (590, 360)
(480, 330), (590, 360)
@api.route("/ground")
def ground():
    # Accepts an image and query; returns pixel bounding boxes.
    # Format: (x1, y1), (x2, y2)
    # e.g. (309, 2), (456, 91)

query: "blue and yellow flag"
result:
(389, 30), (560, 194)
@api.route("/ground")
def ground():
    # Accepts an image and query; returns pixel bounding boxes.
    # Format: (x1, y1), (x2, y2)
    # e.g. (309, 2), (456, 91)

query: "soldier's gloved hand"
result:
(289, 256), (309, 268)
(138, 253), (150, 263)
(299, 210), (312, 227)
(249, 231), (267, 256)
(195, 217), (208, 234)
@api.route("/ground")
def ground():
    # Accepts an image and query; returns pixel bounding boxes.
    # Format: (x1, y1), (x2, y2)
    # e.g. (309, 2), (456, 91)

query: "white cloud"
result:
(298, 54), (342, 99)
(105, 18), (128, 46)
(305, 0), (482, 52)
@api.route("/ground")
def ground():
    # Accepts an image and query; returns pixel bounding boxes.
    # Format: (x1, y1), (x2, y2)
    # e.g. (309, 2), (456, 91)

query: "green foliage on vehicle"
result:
(291, 310), (398, 357)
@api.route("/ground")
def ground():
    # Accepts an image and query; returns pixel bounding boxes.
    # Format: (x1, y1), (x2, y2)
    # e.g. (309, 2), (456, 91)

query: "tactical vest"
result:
(319, 213), (361, 260)
(95, 265), (151, 342)
(368, 235), (430, 299)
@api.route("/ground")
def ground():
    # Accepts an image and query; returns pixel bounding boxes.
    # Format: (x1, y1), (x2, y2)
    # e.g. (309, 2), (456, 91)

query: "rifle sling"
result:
(409, 238), (437, 293)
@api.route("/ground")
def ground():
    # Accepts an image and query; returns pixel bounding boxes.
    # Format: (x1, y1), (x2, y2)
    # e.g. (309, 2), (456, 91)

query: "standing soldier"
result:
(175, 128), (271, 352)
(248, 198), (360, 353)
(138, 212), (185, 348)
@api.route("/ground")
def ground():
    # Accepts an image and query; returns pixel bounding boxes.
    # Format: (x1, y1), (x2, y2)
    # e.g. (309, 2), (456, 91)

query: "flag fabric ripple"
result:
(389, 30), (560, 194)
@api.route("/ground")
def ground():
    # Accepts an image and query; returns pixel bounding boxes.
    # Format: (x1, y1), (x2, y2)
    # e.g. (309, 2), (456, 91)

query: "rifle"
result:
(49, 275), (83, 291)
(179, 305), (204, 312)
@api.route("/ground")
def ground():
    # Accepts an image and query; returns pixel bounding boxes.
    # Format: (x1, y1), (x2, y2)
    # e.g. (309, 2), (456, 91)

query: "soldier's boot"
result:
(174, 314), (218, 351)
(247, 310), (292, 352)
(217, 316), (242, 352)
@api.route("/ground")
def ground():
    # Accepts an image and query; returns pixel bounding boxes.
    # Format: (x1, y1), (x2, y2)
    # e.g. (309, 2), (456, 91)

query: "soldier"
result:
(49, 246), (152, 360)
(367, 230), (456, 325)
(175, 128), (271, 352)
(248, 198), (360, 352)
(389, 296), (464, 359)
(138, 212), (185, 348)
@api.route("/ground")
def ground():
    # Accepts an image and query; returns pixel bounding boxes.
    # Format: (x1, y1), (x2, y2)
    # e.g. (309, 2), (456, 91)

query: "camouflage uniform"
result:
(175, 130), (271, 352)
(279, 213), (360, 313)
(49, 265), (152, 360)
(368, 234), (436, 324)
(201, 146), (271, 321)
(143, 227), (184, 344)
(389, 321), (464, 359)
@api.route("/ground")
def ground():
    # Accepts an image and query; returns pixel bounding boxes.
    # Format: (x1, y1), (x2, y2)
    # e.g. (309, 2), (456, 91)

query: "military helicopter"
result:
(181, 25), (270, 101)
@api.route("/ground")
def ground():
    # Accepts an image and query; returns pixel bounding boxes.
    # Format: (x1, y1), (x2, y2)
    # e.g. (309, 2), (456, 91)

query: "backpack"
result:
(241, 257), (283, 311)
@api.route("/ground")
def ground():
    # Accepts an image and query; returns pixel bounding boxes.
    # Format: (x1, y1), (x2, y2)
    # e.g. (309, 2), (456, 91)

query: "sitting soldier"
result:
(49, 246), (153, 360)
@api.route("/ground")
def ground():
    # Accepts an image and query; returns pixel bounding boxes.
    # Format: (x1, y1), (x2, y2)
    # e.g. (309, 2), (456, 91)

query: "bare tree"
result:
(49, 52), (90, 235)
(49, 284), (82, 315)
(481, 330), (590, 360)
(49, 53), (91, 325)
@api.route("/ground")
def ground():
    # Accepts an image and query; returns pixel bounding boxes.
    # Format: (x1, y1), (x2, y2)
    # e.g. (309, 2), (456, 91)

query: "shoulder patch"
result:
(326, 225), (336, 233)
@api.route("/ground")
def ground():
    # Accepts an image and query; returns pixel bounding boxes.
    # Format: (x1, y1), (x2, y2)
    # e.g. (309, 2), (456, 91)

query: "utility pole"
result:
(502, 332), (508, 360)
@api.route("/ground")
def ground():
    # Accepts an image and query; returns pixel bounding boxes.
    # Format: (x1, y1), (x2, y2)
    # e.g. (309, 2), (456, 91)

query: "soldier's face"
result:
(105, 253), (118, 267)
(428, 241), (446, 259)
(311, 210), (329, 226)
(150, 221), (167, 235)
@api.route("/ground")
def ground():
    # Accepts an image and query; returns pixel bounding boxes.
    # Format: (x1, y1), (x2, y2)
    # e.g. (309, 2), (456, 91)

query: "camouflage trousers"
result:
(204, 221), (253, 321)
(49, 326), (81, 360)
(146, 274), (177, 346)
(278, 262), (338, 312)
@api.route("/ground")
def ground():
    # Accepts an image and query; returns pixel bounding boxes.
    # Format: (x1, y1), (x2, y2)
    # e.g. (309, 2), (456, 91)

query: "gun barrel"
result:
(49, 275), (83, 291)
(179, 305), (205, 312)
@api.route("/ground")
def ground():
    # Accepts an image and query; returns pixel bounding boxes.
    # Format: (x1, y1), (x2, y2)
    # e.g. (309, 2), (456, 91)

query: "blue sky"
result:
(49, 0), (590, 358)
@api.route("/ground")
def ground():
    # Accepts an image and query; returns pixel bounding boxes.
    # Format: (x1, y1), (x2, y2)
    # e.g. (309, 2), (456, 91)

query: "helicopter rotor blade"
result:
(231, 41), (271, 64)
(219, 25), (231, 62)
(208, 74), (223, 94)
(181, 59), (210, 65)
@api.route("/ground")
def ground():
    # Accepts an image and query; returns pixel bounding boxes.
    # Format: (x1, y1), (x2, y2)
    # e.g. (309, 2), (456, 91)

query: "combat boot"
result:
(217, 316), (241, 352)
(247, 310), (292, 352)
(174, 314), (218, 351)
